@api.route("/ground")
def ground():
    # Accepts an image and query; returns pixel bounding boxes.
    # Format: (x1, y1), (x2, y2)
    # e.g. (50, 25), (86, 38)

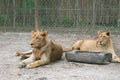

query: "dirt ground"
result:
(0, 32), (120, 80)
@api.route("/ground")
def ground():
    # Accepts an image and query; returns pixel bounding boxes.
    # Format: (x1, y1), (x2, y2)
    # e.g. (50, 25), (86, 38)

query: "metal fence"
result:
(0, 0), (120, 34)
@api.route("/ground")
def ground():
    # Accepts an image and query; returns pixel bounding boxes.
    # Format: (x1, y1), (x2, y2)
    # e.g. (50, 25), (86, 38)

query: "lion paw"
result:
(26, 64), (34, 69)
(16, 51), (22, 56)
(112, 58), (120, 63)
(26, 62), (38, 69)
(18, 62), (26, 68)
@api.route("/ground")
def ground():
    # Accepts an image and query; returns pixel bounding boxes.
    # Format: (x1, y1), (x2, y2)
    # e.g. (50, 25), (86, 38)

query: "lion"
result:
(17, 30), (63, 68)
(64, 31), (120, 62)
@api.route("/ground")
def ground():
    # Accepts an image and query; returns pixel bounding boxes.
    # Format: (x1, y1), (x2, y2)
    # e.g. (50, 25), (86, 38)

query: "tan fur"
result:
(64, 31), (120, 62)
(18, 30), (63, 68)
(16, 50), (32, 59)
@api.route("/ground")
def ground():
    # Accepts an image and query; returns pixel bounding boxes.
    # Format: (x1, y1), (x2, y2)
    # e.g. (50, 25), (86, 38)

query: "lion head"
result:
(97, 31), (111, 46)
(30, 30), (47, 48)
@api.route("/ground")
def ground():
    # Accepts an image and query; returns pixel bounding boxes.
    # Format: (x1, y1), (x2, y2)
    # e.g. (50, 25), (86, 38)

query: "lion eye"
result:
(103, 36), (105, 38)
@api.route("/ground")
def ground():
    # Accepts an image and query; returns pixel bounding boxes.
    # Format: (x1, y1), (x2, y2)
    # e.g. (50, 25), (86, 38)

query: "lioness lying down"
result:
(64, 31), (120, 62)
(17, 30), (63, 68)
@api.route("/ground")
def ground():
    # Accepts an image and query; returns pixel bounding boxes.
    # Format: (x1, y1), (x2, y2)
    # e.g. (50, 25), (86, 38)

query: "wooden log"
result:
(65, 50), (112, 64)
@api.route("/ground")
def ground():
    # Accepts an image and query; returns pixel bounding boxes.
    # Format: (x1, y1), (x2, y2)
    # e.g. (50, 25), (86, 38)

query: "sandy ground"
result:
(0, 32), (120, 80)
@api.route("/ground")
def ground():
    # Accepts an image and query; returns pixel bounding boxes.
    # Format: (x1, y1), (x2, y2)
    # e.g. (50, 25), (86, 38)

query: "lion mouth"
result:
(31, 45), (41, 48)
(99, 41), (105, 46)
(30, 43), (34, 48)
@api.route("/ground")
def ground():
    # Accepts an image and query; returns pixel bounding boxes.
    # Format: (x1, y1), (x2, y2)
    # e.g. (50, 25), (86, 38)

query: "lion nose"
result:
(30, 43), (33, 46)
(100, 41), (102, 43)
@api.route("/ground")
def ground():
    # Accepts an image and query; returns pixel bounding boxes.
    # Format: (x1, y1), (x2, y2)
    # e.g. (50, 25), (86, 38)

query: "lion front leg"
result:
(112, 54), (120, 62)
(26, 54), (49, 69)
(108, 49), (120, 62)
(111, 51), (120, 62)
(18, 54), (35, 68)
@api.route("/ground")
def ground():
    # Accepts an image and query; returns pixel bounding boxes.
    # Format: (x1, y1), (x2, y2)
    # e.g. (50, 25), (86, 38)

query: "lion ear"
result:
(98, 31), (102, 35)
(106, 31), (111, 36)
(31, 30), (35, 35)
(41, 31), (47, 37)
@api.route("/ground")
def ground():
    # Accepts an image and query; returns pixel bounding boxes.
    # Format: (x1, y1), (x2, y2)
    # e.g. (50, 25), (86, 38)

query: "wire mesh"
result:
(0, 0), (120, 35)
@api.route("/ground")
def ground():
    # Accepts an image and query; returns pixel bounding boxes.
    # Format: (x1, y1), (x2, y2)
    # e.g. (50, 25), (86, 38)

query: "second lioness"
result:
(64, 31), (120, 62)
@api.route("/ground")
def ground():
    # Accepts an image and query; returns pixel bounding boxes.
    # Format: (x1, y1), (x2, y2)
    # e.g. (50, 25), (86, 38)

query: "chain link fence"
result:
(0, 0), (120, 35)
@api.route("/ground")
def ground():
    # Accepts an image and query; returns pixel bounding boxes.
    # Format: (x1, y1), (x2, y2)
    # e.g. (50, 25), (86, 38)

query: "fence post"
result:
(92, 0), (96, 27)
(74, 0), (78, 27)
(118, 0), (120, 27)
(13, 0), (16, 28)
(34, 0), (39, 30)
